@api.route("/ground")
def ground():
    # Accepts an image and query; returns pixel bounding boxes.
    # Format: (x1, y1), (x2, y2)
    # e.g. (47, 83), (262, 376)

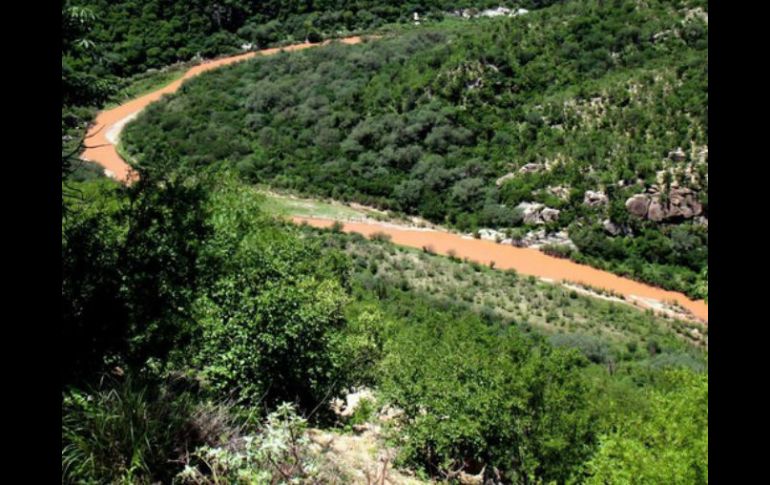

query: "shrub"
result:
(330, 220), (345, 233)
(586, 370), (708, 484)
(549, 333), (611, 364)
(190, 182), (351, 411)
(380, 310), (595, 483)
(62, 375), (233, 484)
(370, 231), (392, 243)
(177, 403), (328, 484)
(542, 243), (575, 259)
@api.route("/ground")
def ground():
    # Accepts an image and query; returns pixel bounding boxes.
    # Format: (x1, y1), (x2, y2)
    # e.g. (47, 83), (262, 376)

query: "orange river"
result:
(79, 36), (708, 324)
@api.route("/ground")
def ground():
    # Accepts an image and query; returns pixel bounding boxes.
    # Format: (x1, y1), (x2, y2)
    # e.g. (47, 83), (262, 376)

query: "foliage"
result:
(378, 300), (595, 483)
(62, 173), (210, 385)
(188, 180), (351, 411)
(177, 403), (325, 484)
(62, 374), (236, 484)
(124, 0), (708, 295)
(320, 227), (709, 356)
(586, 369), (708, 484)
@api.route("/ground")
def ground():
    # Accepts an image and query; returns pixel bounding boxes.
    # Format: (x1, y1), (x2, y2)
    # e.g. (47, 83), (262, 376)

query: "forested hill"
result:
(62, 1), (558, 177)
(62, 1), (707, 482)
(64, 1), (559, 80)
(124, 0), (708, 298)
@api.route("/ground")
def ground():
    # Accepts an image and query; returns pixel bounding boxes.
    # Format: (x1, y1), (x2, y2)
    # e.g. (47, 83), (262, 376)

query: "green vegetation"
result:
(104, 63), (189, 108)
(67, 1), (556, 80)
(62, 0), (707, 482)
(258, 189), (370, 220)
(123, 0), (708, 297)
(586, 369), (708, 483)
(323, 229), (707, 355)
(62, 170), (707, 483)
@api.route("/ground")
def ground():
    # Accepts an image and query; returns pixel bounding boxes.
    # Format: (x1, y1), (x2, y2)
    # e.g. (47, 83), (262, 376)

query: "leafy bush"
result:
(542, 243), (576, 260)
(379, 304), (596, 483)
(190, 181), (351, 411)
(586, 369), (708, 484)
(549, 333), (612, 364)
(62, 173), (209, 385)
(177, 403), (327, 484)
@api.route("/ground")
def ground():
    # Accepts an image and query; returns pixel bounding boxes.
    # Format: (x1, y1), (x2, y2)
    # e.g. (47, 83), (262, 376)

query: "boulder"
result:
(646, 199), (665, 222)
(517, 202), (544, 224)
(519, 163), (544, 174)
(495, 172), (516, 186)
(602, 219), (621, 236)
(625, 194), (651, 217)
(516, 202), (562, 225)
(668, 147), (687, 162)
(541, 207), (561, 223)
(477, 228), (505, 241)
(519, 229), (576, 250)
(547, 185), (571, 200)
(583, 190), (608, 207)
(625, 187), (703, 221)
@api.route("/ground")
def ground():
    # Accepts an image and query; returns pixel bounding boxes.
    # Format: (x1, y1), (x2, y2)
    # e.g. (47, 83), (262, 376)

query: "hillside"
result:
(62, 1), (708, 483)
(123, 0), (708, 298)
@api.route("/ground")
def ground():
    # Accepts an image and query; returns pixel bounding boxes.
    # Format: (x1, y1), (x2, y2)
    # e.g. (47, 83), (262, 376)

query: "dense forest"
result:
(123, 0), (708, 297)
(62, 0), (707, 483)
(67, 1), (560, 77)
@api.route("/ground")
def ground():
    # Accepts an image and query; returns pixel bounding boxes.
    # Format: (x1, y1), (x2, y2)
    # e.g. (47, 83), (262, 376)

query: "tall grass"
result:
(61, 375), (238, 484)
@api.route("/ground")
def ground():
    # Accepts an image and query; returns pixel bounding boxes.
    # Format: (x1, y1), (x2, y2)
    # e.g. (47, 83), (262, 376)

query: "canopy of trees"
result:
(124, 0), (708, 296)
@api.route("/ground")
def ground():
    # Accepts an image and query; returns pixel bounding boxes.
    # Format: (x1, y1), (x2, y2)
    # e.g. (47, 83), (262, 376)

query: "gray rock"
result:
(583, 190), (608, 207)
(625, 194), (651, 217)
(625, 187), (703, 221)
(477, 228), (505, 241)
(668, 147), (687, 162)
(547, 185), (571, 200)
(541, 207), (561, 223)
(495, 172), (516, 186)
(519, 163), (544, 174)
(647, 199), (665, 222)
(516, 202), (561, 225)
(602, 219), (621, 236)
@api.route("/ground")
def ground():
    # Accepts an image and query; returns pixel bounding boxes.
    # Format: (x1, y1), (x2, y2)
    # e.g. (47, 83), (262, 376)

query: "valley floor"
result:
(80, 36), (708, 325)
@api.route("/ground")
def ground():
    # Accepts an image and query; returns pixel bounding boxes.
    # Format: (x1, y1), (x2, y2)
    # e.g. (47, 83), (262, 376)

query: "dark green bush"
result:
(380, 304), (595, 483)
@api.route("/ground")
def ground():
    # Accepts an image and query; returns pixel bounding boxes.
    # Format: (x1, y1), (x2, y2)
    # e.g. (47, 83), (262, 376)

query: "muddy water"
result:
(81, 37), (366, 182)
(294, 217), (709, 323)
(79, 35), (708, 324)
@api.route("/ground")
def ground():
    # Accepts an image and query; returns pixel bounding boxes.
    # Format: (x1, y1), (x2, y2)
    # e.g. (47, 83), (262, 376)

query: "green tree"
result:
(586, 369), (708, 484)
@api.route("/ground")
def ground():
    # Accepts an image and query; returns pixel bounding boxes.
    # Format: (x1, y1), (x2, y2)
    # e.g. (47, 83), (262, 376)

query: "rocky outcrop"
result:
(625, 194), (651, 218)
(517, 202), (560, 225)
(476, 228), (506, 241)
(541, 207), (561, 223)
(495, 172), (516, 186)
(602, 219), (633, 237)
(547, 185), (571, 200)
(668, 147), (687, 162)
(496, 163), (548, 186)
(509, 229), (575, 250)
(519, 162), (544, 174)
(625, 187), (703, 221)
(583, 190), (608, 207)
